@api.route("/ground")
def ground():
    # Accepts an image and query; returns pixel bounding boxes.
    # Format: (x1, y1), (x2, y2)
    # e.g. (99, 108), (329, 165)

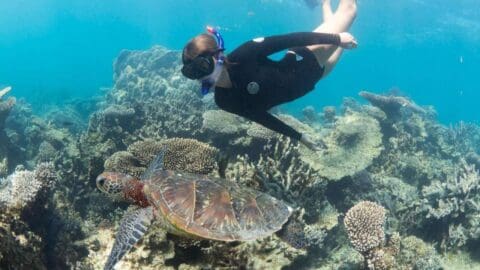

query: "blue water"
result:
(0, 0), (479, 123)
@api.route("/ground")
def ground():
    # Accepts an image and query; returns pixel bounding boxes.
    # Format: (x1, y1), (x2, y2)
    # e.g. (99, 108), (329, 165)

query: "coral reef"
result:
(3, 45), (480, 270)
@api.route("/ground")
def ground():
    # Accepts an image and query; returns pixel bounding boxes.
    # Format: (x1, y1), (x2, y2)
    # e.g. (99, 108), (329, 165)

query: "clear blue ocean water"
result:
(1, 0), (478, 123)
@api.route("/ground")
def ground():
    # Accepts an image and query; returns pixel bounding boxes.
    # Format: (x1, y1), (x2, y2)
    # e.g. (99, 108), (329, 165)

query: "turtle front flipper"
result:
(140, 146), (167, 181)
(104, 206), (154, 270)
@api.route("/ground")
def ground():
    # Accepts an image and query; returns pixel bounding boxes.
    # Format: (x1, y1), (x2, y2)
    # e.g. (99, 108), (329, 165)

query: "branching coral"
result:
(421, 160), (480, 248)
(0, 86), (15, 130)
(0, 162), (56, 213)
(344, 201), (400, 270)
(299, 112), (383, 181)
(225, 137), (324, 204)
(344, 201), (386, 254)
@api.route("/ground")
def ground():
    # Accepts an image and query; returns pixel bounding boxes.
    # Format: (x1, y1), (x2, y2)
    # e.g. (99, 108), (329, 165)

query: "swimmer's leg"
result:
(307, 0), (357, 77)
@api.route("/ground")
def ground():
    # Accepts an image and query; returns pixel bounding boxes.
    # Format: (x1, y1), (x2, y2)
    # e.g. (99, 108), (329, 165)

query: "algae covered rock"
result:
(396, 236), (443, 270)
(299, 112), (383, 180)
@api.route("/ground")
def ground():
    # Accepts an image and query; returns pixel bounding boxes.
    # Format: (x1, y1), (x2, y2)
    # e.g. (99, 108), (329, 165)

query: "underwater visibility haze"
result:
(1, 0), (480, 269)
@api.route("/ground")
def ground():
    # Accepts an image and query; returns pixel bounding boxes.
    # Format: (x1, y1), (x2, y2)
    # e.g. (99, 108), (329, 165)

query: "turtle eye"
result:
(96, 175), (106, 188)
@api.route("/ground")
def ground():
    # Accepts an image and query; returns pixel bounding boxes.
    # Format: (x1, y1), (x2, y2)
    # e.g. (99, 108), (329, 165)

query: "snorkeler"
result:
(181, 0), (358, 150)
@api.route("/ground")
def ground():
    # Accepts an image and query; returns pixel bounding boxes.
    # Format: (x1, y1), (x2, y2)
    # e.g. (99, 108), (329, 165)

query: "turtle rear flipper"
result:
(105, 206), (154, 270)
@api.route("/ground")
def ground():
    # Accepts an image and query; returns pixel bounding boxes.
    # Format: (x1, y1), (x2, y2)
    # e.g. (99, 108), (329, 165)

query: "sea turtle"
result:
(96, 147), (293, 270)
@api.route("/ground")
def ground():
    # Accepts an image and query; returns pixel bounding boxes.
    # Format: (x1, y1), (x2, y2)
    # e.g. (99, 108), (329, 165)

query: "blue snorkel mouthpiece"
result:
(200, 26), (225, 96)
(201, 80), (212, 95)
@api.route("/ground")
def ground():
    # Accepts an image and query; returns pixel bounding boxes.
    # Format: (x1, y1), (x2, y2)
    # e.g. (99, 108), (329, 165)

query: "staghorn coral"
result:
(302, 105), (320, 124)
(420, 159), (480, 249)
(225, 137), (325, 204)
(322, 106), (337, 124)
(299, 112), (383, 181)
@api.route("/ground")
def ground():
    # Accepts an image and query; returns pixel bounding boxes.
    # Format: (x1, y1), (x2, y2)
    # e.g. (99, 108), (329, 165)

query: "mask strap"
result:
(207, 26), (225, 51)
(200, 26), (226, 96)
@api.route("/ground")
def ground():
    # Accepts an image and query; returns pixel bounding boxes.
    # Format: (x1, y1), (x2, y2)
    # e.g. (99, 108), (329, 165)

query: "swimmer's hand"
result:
(339, 32), (358, 49)
(300, 134), (325, 152)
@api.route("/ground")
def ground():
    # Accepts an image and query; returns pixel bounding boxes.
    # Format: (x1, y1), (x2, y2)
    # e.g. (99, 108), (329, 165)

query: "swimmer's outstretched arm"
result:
(242, 110), (302, 141)
(229, 32), (341, 61)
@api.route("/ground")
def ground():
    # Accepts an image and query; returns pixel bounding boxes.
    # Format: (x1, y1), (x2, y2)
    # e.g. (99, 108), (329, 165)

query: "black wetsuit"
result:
(214, 32), (341, 141)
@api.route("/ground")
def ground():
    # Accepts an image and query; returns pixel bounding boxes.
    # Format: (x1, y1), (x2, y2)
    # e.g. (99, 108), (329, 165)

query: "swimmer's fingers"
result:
(339, 32), (358, 49)
(349, 38), (358, 49)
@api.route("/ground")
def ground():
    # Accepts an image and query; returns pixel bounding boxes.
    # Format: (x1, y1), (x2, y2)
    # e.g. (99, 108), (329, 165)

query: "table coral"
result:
(299, 112), (383, 181)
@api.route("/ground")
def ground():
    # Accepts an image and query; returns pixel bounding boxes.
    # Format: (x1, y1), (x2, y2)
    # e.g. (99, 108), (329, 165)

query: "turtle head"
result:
(96, 172), (136, 201)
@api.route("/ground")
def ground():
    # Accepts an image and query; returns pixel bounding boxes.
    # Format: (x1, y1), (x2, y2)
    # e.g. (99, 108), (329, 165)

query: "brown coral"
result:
(160, 138), (219, 174)
(105, 138), (220, 177)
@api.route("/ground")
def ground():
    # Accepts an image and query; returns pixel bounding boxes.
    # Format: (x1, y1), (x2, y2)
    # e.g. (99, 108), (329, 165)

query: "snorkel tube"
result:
(201, 26), (225, 95)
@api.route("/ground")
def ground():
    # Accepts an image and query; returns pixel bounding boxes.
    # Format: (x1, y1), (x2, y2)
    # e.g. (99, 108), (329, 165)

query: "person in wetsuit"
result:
(181, 0), (358, 150)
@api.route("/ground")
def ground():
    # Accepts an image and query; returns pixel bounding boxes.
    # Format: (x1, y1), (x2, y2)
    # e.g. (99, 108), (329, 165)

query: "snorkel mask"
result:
(181, 26), (225, 95)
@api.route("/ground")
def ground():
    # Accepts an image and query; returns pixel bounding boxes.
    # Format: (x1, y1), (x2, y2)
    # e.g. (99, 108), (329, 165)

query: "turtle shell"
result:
(143, 170), (292, 241)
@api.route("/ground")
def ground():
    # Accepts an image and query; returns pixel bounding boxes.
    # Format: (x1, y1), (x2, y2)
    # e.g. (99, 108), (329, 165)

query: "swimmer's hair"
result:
(183, 34), (234, 66)
(183, 34), (218, 61)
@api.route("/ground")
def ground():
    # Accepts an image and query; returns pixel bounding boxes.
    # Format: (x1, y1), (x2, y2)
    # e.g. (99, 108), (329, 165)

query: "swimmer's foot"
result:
(322, 0), (333, 21)
(0, 86), (11, 100)
(339, 0), (357, 10)
(337, 0), (357, 19)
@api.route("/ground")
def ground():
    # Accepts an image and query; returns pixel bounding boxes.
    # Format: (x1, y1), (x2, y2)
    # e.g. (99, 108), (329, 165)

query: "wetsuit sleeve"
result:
(229, 32), (341, 60)
(243, 110), (302, 141)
